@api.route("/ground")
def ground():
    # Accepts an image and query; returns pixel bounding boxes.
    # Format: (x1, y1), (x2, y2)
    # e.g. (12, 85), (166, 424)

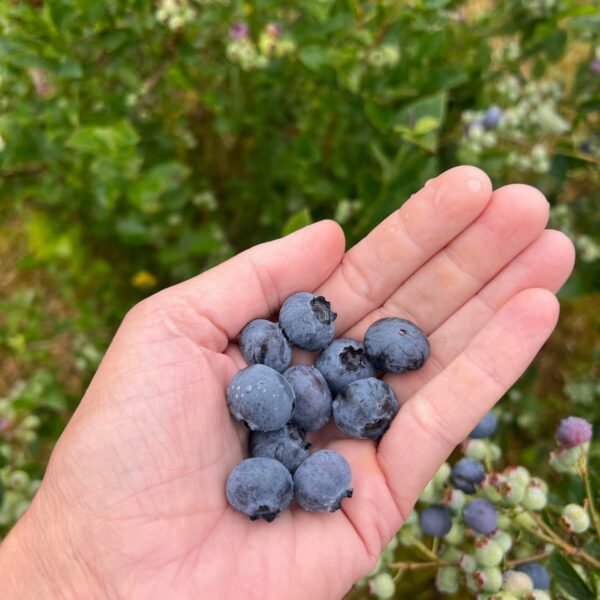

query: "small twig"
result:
(406, 535), (439, 561)
(391, 559), (457, 571)
(0, 164), (46, 179)
(578, 453), (600, 539)
(507, 551), (552, 567)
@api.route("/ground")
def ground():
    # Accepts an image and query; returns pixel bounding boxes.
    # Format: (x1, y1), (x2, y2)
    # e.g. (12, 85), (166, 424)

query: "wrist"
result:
(0, 485), (102, 599)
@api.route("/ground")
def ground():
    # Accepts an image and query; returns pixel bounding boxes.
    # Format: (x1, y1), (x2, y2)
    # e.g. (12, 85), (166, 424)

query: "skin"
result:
(0, 166), (575, 599)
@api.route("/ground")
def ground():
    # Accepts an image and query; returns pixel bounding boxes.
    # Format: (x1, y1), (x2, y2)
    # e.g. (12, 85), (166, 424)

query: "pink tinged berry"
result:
(590, 60), (600, 74)
(556, 417), (593, 448)
(229, 22), (249, 40)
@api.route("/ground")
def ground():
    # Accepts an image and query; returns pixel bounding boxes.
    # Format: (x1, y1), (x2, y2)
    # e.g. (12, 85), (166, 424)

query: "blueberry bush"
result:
(0, 0), (598, 597)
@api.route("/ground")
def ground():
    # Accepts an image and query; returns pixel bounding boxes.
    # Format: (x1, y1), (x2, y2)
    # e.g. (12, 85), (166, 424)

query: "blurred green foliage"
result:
(0, 0), (599, 596)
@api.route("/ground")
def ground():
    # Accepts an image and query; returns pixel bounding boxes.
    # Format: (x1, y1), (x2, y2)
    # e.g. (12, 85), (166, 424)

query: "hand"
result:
(0, 166), (574, 599)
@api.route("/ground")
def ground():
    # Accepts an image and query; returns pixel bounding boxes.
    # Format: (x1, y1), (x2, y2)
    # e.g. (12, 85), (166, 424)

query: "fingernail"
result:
(467, 177), (483, 193)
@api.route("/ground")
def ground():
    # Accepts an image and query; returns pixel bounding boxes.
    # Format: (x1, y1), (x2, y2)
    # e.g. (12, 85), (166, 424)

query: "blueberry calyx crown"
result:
(340, 345), (367, 371)
(310, 296), (337, 325)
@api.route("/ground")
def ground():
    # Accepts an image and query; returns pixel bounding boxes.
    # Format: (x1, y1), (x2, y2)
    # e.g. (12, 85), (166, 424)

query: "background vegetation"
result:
(0, 0), (598, 597)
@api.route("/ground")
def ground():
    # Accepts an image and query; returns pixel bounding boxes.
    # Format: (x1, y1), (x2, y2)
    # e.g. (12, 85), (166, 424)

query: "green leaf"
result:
(67, 121), (139, 155)
(299, 46), (328, 71)
(394, 92), (447, 152)
(128, 162), (190, 214)
(548, 552), (594, 600)
(282, 208), (312, 236)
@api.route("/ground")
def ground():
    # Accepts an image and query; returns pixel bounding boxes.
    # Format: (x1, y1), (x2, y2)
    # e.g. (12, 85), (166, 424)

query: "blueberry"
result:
(316, 338), (376, 395)
(419, 504), (452, 537)
(225, 457), (294, 522)
(239, 319), (292, 373)
(332, 377), (399, 440)
(463, 498), (497, 534)
(469, 412), (498, 439)
(514, 563), (550, 590)
(279, 292), (337, 351)
(284, 365), (332, 432)
(364, 317), (429, 374)
(250, 423), (310, 473)
(293, 450), (352, 512)
(226, 364), (295, 431)
(555, 416), (592, 448)
(451, 458), (486, 494)
(482, 105), (503, 129)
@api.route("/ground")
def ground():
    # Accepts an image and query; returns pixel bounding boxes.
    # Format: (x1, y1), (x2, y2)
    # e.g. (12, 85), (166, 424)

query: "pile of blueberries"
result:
(225, 291), (429, 522)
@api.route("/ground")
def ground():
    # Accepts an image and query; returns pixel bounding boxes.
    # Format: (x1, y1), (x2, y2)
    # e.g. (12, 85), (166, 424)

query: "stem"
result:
(579, 453), (600, 539)
(391, 559), (457, 571)
(431, 537), (439, 556)
(406, 535), (439, 561)
(520, 515), (600, 570)
(507, 551), (551, 567)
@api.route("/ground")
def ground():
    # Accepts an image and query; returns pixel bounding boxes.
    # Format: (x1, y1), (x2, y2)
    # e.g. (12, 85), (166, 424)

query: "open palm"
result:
(2, 167), (575, 599)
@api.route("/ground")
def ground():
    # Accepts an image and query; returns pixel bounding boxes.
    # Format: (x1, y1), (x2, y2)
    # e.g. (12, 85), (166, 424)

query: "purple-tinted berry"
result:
(469, 412), (498, 439)
(226, 457), (293, 522)
(229, 22), (249, 40)
(284, 365), (332, 432)
(451, 458), (486, 494)
(590, 59), (600, 74)
(364, 317), (429, 374)
(239, 319), (292, 372)
(514, 563), (550, 590)
(464, 498), (497, 535)
(293, 450), (352, 512)
(279, 292), (337, 351)
(419, 504), (452, 537)
(555, 417), (592, 448)
(250, 423), (310, 473)
(226, 364), (295, 431)
(332, 377), (399, 440)
(316, 338), (376, 395)
(482, 106), (503, 129)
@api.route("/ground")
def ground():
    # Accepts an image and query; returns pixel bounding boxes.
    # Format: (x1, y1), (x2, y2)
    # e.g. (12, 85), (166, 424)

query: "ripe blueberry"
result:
(279, 292), (337, 351)
(293, 450), (352, 512)
(451, 457), (486, 494)
(463, 498), (497, 535)
(226, 457), (293, 522)
(239, 319), (292, 373)
(250, 423), (310, 473)
(333, 377), (399, 440)
(316, 338), (376, 395)
(226, 364), (295, 431)
(482, 105), (503, 129)
(419, 504), (452, 537)
(364, 317), (429, 374)
(284, 364), (332, 432)
(469, 411), (498, 439)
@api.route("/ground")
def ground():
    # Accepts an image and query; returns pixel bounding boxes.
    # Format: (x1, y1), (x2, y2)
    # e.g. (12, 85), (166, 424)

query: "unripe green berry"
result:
(460, 553), (478, 574)
(404, 510), (418, 526)
(488, 593), (520, 600)
(503, 570), (534, 594)
(419, 480), (439, 504)
(549, 446), (584, 474)
(497, 514), (512, 530)
(386, 536), (398, 553)
(367, 556), (383, 577)
(8, 470), (30, 491)
(530, 477), (548, 494)
(475, 538), (504, 567)
(21, 415), (41, 430)
(505, 466), (531, 488)
(490, 530), (513, 553)
(503, 480), (527, 506)
(369, 573), (395, 599)
(489, 443), (502, 461)
(440, 546), (462, 561)
(444, 521), (465, 545)
(514, 510), (537, 530)
(436, 566), (459, 594)
(433, 462), (451, 488)
(521, 482), (548, 511)
(472, 567), (503, 592)
(443, 488), (466, 513)
(398, 523), (421, 547)
(561, 504), (590, 533)
(464, 439), (489, 461)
